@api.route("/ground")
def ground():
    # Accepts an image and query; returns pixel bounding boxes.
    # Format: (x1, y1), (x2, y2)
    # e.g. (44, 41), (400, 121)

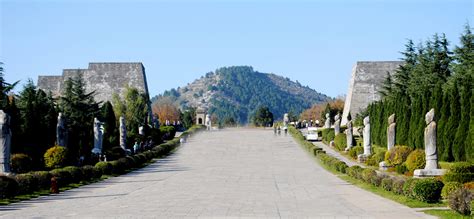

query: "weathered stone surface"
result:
(0, 110), (11, 173)
(92, 118), (103, 155)
(387, 113), (396, 151)
(119, 116), (127, 150)
(345, 120), (353, 151)
(56, 113), (68, 148)
(38, 62), (149, 104)
(414, 169), (446, 177)
(342, 61), (403, 125)
(363, 116), (371, 156)
(334, 114), (341, 135)
(424, 109), (437, 170)
(205, 114), (211, 130)
(283, 113), (289, 126)
(324, 113), (330, 128)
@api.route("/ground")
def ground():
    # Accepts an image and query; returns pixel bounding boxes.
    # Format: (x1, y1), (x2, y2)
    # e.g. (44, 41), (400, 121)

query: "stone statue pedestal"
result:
(357, 154), (369, 163)
(379, 161), (390, 171)
(414, 169), (446, 178)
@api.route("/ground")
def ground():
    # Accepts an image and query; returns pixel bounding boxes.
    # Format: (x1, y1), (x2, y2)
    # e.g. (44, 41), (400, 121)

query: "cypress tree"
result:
(467, 90), (474, 162)
(443, 83), (460, 161)
(437, 88), (451, 161)
(101, 101), (117, 153)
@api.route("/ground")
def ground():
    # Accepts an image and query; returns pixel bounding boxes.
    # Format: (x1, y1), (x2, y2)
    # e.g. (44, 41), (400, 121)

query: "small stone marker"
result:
(119, 116), (127, 151)
(0, 110), (11, 174)
(56, 113), (68, 147)
(414, 109), (446, 177)
(334, 114), (341, 135)
(358, 116), (371, 163)
(345, 120), (353, 151)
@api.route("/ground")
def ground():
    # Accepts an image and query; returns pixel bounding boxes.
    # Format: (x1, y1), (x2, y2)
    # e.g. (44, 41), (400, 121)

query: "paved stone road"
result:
(0, 128), (433, 218)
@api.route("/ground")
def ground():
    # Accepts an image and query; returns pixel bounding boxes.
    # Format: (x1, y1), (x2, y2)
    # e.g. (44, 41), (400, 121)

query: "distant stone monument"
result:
(139, 126), (145, 135)
(205, 114), (211, 130)
(387, 114), (396, 150)
(92, 118), (104, 155)
(414, 109), (446, 177)
(196, 108), (206, 125)
(119, 116), (127, 150)
(358, 116), (371, 162)
(56, 113), (68, 147)
(324, 113), (330, 128)
(334, 114), (341, 135)
(283, 113), (289, 127)
(345, 120), (353, 151)
(0, 110), (11, 174)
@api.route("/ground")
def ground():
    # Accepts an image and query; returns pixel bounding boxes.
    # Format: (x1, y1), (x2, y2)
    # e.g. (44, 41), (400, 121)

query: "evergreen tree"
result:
(100, 101), (117, 153)
(0, 62), (18, 110)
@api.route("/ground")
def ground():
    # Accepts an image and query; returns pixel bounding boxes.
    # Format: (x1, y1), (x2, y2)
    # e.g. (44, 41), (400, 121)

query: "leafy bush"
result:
(464, 182), (474, 191)
(0, 175), (18, 199)
(333, 133), (347, 151)
(15, 173), (38, 195)
(348, 146), (363, 159)
(160, 126), (176, 140)
(443, 162), (474, 184)
(311, 147), (324, 156)
(442, 182), (464, 200)
(405, 149), (426, 173)
(395, 163), (409, 175)
(317, 153), (348, 173)
(347, 165), (364, 180)
(321, 128), (335, 143)
(50, 168), (72, 187)
(110, 160), (125, 175)
(411, 178), (444, 203)
(448, 187), (472, 216)
(32, 171), (51, 189)
(361, 169), (377, 184)
(62, 166), (83, 183)
(381, 177), (393, 191)
(11, 153), (33, 173)
(403, 178), (419, 198)
(44, 145), (68, 169)
(92, 166), (102, 179)
(384, 145), (412, 167)
(367, 150), (386, 166)
(81, 165), (95, 181)
(95, 161), (113, 175)
(392, 177), (406, 195)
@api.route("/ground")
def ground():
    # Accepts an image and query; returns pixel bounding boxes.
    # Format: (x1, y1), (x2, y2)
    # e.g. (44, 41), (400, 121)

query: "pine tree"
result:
(101, 101), (117, 153)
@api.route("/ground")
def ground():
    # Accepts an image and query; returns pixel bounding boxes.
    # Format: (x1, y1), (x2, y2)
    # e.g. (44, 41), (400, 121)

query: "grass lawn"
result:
(423, 209), (473, 219)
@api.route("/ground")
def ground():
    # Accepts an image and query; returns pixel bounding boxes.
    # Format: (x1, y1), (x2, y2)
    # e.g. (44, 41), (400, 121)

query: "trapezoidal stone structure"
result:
(341, 61), (403, 125)
(38, 62), (149, 104)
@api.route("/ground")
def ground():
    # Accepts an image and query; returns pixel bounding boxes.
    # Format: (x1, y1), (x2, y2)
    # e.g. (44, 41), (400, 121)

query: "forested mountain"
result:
(151, 66), (330, 124)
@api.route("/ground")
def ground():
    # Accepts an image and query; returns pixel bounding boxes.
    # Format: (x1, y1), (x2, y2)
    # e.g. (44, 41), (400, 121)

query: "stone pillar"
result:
(0, 110), (11, 174)
(324, 113), (330, 128)
(92, 118), (103, 155)
(387, 114), (396, 151)
(334, 114), (341, 135)
(56, 113), (68, 147)
(119, 116), (127, 150)
(345, 120), (353, 151)
(414, 109), (446, 177)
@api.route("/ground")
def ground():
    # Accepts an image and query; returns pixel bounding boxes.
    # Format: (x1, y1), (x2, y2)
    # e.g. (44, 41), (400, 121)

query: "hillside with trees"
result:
(151, 66), (331, 125)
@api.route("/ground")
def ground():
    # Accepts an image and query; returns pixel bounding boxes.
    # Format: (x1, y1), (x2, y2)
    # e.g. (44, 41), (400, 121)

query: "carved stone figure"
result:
(324, 113), (330, 128)
(363, 116), (371, 155)
(345, 120), (353, 151)
(387, 114), (396, 151)
(119, 116), (127, 150)
(0, 110), (11, 173)
(283, 113), (289, 127)
(334, 114), (341, 135)
(56, 113), (68, 147)
(92, 118), (104, 155)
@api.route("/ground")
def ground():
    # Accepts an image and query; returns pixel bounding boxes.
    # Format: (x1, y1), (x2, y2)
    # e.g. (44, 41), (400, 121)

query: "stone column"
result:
(387, 114), (396, 151)
(334, 114), (341, 135)
(324, 113), (330, 128)
(0, 110), (11, 174)
(119, 116), (127, 150)
(56, 113), (68, 147)
(345, 120), (353, 151)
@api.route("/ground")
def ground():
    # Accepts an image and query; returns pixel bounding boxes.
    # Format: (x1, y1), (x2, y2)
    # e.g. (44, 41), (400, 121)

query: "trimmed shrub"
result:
(321, 128), (335, 143)
(15, 173), (38, 195)
(381, 177), (393, 191)
(405, 149), (426, 173)
(62, 166), (83, 183)
(392, 177), (406, 195)
(311, 147), (324, 156)
(44, 146), (68, 169)
(443, 162), (474, 184)
(11, 153), (33, 173)
(117, 157), (131, 170)
(384, 145), (412, 167)
(395, 163), (409, 175)
(0, 175), (18, 199)
(110, 160), (125, 175)
(81, 165), (95, 181)
(347, 165), (364, 180)
(160, 126), (176, 140)
(411, 178), (444, 203)
(95, 161), (113, 175)
(448, 187), (472, 216)
(125, 156), (137, 169)
(50, 168), (72, 187)
(348, 146), (363, 159)
(441, 182), (464, 200)
(333, 133), (347, 151)
(361, 169), (377, 184)
(403, 178), (419, 198)
(367, 150), (386, 166)
(92, 166), (102, 179)
(32, 171), (51, 189)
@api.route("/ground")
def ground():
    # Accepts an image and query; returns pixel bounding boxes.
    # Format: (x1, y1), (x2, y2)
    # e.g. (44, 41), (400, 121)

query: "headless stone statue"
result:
(334, 114), (341, 135)
(119, 116), (127, 150)
(0, 110), (11, 173)
(387, 114), (396, 151)
(56, 113), (68, 147)
(363, 116), (371, 155)
(324, 113), (330, 128)
(345, 120), (353, 151)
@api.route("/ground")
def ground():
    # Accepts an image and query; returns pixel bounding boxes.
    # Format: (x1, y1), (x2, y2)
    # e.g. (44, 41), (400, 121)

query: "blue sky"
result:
(1, 0), (472, 98)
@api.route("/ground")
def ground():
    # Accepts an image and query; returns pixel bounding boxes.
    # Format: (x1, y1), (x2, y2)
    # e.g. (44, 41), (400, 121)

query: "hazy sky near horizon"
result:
(1, 0), (473, 98)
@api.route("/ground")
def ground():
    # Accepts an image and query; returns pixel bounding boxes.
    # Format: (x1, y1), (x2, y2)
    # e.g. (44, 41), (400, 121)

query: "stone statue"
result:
(92, 118), (104, 155)
(205, 114), (211, 130)
(414, 109), (446, 177)
(139, 126), (144, 135)
(56, 113), (68, 147)
(387, 114), (396, 151)
(345, 120), (353, 151)
(324, 113), (330, 128)
(0, 110), (11, 173)
(363, 116), (371, 155)
(119, 116), (127, 150)
(283, 113), (289, 127)
(334, 114), (341, 135)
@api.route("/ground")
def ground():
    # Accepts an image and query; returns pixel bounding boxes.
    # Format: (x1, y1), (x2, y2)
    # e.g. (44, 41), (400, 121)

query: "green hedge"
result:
(333, 133), (347, 151)
(321, 128), (335, 143)
(0, 175), (18, 199)
(411, 178), (444, 203)
(443, 162), (474, 184)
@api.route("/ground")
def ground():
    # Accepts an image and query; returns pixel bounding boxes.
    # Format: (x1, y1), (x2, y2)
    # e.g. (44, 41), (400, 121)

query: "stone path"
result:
(0, 128), (433, 218)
